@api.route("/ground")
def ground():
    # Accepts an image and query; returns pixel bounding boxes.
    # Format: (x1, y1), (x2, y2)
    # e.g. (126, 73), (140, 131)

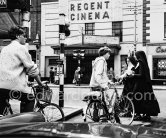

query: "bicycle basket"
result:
(35, 86), (53, 103)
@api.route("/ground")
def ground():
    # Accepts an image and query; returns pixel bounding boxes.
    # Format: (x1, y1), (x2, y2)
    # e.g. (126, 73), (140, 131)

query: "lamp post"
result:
(33, 34), (41, 71)
(134, 0), (137, 53)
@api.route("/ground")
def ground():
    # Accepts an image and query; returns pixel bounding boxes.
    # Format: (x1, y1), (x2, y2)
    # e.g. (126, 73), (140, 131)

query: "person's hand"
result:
(108, 80), (115, 85)
(127, 73), (134, 78)
(104, 86), (109, 91)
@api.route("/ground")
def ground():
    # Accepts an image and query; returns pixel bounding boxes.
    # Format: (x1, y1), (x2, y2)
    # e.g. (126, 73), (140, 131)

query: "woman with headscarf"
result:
(131, 50), (160, 121)
(120, 56), (138, 97)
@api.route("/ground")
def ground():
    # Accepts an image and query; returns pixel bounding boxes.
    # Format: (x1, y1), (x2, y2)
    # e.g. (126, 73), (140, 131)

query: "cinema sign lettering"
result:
(69, 0), (122, 23)
(0, 0), (7, 8)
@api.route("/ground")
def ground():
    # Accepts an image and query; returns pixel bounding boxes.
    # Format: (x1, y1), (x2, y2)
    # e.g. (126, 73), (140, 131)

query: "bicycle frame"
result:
(1, 82), (49, 116)
(100, 86), (119, 110)
(84, 85), (121, 122)
(30, 83), (50, 111)
(85, 84), (135, 124)
(3, 100), (13, 116)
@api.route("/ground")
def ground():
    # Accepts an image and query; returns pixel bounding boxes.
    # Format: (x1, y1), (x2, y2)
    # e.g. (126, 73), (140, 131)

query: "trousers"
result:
(0, 88), (35, 115)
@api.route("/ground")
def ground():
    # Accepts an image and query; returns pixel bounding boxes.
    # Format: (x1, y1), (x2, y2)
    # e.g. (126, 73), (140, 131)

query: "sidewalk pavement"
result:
(48, 83), (166, 124)
(48, 83), (166, 90)
(10, 83), (166, 124)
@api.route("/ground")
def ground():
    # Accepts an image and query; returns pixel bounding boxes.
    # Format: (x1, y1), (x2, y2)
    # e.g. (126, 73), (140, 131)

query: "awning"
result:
(51, 35), (121, 55)
(0, 13), (18, 39)
(51, 43), (121, 55)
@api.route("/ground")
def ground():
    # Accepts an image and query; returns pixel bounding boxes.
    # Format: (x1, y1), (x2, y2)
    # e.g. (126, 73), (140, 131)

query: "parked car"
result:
(0, 112), (165, 138)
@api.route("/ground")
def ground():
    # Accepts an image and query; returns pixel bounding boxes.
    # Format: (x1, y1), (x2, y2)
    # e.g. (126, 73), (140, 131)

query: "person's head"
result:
(109, 67), (113, 71)
(98, 46), (111, 60)
(135, 51), (147, 62)
(135, 50), (150, 70)
(135, 51), (151, 81)
(77, 67), (81, 71)
(8, 26), (27, 45)
(128, 56), (137, 66)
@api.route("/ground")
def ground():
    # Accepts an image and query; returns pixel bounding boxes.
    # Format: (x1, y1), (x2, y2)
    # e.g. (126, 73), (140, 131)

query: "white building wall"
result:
(146, 0), (166, 79)
(41, 0), (144, 77)
(148, 0), (166, 42)
(41, 2), (59, 77)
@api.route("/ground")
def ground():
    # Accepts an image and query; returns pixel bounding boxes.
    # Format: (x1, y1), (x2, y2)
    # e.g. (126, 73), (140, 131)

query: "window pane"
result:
(153, 57), (166, 79)
(112, 21), (123, 41)
(85, 23), (95, 35)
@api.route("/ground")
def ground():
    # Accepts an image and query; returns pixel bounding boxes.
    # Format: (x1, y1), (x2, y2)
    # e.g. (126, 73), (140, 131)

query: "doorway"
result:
(66, 55), (114, 84)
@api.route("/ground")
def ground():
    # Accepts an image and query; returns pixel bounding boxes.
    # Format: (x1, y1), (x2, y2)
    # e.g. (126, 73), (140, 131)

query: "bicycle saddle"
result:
(82, 91), (101, 102)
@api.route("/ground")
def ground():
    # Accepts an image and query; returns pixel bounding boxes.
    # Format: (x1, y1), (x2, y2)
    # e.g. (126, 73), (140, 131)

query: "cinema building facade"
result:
(40, 0), (166, 85)
(40, 0), (144, 84)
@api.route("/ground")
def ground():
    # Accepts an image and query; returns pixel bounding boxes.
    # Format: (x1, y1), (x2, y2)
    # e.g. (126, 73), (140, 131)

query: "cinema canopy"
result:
(69, 0), (123, 23)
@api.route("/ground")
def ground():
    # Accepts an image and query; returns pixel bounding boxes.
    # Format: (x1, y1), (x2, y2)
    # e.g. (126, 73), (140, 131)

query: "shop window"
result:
(153, 57), (166, 79)
(121, 55), (128, 75)
(49, 58), (58, 66)
(85, 23), (95, 35)
(112, 21), (123, 42)
(164, 13), (166, 38)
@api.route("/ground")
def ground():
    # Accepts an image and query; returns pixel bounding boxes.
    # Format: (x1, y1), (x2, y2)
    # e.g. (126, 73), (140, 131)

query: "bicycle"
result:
(0, 81), (65, 122)
(82, 83), (135, 125)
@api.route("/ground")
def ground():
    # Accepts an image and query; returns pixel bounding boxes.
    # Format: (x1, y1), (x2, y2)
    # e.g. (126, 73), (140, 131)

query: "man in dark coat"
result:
(49, 67), (54, 83)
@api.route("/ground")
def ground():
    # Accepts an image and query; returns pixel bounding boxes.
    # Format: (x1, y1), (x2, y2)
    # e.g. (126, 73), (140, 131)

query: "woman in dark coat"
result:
(131, 51), (160, 121)
(121, 56), (138, 97)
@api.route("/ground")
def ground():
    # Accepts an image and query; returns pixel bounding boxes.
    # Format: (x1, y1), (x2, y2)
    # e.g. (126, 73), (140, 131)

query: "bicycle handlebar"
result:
(108, 81), (121, 89)
(27, 81), (49, 87)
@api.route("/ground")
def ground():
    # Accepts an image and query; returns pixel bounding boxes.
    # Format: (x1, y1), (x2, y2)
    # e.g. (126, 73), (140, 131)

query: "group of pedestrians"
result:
(89, 46), (160, 122)
(119, 51), (160, 121)
(0, 26), (160, 122)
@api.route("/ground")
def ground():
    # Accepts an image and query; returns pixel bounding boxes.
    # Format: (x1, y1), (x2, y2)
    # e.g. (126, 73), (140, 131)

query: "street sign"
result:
(56, 60), (63, 65)
(57, 65), (63, 75)
(0, 0), (7, 8)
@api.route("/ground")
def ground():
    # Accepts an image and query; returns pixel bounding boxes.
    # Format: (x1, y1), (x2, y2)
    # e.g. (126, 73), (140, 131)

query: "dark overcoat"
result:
(132, 60), (160, 116)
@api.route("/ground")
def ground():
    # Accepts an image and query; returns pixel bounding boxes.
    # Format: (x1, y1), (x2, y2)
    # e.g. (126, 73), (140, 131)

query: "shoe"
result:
(142, 115), (151, 122)
(100, 116), (108, 122)
(133, 114), (142, 121)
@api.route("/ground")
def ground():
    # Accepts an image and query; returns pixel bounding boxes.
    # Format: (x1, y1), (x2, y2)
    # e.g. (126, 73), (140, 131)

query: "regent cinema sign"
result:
(0, 0), (7, 8)
(69, 0), (122, 23)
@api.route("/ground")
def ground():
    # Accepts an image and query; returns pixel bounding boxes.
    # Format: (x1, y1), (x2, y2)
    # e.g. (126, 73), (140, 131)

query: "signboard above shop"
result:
(66, 35), (119, 46)
(84, 35), (119, 45)
(69, 0), (123, 23)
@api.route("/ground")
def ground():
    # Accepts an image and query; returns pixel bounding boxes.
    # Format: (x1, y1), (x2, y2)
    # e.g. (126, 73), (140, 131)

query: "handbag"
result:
(72, 79), (76, 84)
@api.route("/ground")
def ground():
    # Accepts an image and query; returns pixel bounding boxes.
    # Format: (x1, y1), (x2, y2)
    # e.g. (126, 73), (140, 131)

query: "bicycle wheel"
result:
(114, 96), (135, 125)
(85, 101), (108, 122)
(38, 103), (65, 122)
